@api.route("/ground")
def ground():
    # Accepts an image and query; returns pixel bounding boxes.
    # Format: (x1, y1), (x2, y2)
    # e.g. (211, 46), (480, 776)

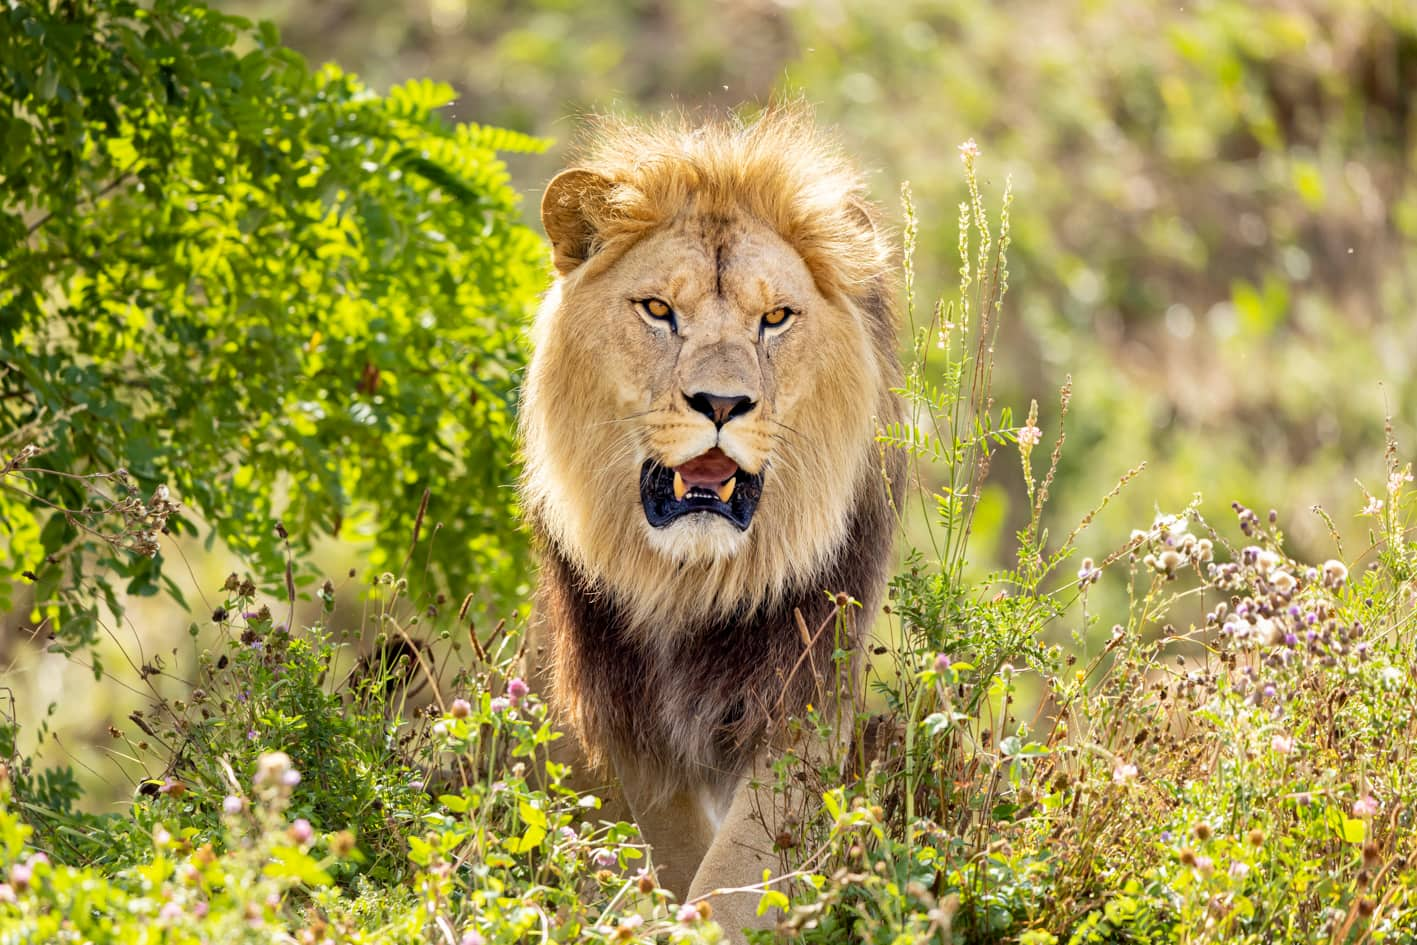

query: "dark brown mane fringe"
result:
(538, 457), (902, 787)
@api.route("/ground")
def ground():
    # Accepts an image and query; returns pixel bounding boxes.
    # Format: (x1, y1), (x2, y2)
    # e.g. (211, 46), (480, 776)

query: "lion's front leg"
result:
(615, 759), (719, 900)
(684, 752), (792, 944)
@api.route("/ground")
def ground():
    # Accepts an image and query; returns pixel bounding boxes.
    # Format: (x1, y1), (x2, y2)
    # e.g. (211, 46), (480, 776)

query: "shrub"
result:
(0, 0), (547, 653)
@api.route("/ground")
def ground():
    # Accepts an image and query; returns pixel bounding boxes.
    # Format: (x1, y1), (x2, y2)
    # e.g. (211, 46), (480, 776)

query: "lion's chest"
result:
(543, 542), (858, 786)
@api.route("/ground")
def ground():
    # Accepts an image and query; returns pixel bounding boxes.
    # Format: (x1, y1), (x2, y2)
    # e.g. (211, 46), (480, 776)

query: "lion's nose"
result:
(684, 391), (756, 428)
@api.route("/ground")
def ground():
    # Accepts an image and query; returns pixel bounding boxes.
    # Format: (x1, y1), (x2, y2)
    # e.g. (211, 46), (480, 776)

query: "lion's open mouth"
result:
(640, 448), (763, 530)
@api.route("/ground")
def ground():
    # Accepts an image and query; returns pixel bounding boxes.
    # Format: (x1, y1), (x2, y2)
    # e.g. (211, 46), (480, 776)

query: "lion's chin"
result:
(641, 511), (753, 565)
(638, 454), (763, 531)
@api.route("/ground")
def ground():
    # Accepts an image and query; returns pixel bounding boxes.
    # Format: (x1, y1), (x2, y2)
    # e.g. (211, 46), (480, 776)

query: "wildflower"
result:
(1076, 558), (1101, 590)
(933, 652), (951, 673)
(1361, 495), (1384, 516)
(1321, 560), (1348, 588)
(450, 698), (472, 719)
(1230, 861), (1251, 879)
(330, 831), (356, 857)
(958, 138), (980, 161)
(1272, 571), (1296, 595)
(282, 769), (301, 788)
(1112, 762), (1138, 784)
(614, 915), (645, 940)
(223, 795), (244, 815)
(1388, 467), (1413, 495)
(635, 867), (656, 894)
(8, 863), (31, 892)
(1017, 424), (1042, 449)
(1271, 734), (1294, 755)
(432, 721), (449, 737)
(559, 826), (578, 843)
(290, 818), (314, 845)
(1247, 828), (1265, 847)
(1194, 823), (1213, 842)
(461, 933), (486, 945)
(677, 902), (701, 924)
(592, 848), (617, 869)
(490, 696), (511, 713)
(0, 884), (14, 904)
(1195, 855), (1215, 877)
(192, 900), (209, 919)
(255, 752), (293, 786)
(507, 677), (530, 701)
(1353, 795), (1380, 818)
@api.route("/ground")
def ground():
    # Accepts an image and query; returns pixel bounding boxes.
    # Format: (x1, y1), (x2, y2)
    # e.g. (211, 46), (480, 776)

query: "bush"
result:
(0, 0), (547, 653)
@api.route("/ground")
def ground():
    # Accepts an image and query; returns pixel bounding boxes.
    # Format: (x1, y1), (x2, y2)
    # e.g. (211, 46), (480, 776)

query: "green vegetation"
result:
(4, 1), (1417, 944)
(1, 0), (546, 655)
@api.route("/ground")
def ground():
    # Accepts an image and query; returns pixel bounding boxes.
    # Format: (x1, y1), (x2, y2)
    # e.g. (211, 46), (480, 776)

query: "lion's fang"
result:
(673, 471), (687, 500)
(717, 478), (736, 503)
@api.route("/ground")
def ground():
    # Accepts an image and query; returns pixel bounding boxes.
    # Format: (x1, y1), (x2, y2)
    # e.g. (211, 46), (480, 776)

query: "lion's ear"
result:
(542, 168), (614, 275)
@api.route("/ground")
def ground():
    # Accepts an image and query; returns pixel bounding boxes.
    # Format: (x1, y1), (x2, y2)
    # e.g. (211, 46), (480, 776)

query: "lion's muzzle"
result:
(640, 448), (763, 530)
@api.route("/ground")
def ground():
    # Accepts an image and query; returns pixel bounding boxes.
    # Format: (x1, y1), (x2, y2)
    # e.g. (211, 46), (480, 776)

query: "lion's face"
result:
(521, 120), (898, 632)
(525, 212), (883, 629)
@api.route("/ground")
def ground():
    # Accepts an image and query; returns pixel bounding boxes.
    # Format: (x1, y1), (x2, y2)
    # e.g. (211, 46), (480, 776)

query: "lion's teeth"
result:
(717, 477), (736, 503)
(673, 471), (687, 500)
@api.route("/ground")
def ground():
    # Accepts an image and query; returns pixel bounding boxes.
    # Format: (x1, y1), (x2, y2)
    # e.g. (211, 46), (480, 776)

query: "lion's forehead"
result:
(625, 215), (819, 318)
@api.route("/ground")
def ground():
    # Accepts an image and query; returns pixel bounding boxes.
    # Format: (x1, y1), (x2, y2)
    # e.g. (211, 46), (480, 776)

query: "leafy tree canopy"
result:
(0, 0), (548, 650)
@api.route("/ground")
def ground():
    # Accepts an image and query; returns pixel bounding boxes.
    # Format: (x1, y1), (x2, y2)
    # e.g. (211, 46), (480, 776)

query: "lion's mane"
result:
(521, 106), (904, 782)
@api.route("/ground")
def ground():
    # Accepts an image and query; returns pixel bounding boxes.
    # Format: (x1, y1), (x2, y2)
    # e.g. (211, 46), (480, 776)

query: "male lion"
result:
(520, 107), (903, 940)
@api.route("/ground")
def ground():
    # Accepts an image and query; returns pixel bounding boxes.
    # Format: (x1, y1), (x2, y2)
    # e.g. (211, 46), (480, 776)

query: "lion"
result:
(519, 106), (903, 941)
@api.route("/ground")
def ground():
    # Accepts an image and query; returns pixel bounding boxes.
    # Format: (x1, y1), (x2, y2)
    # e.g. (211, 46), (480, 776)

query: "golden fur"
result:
(521, 106), (899, 636)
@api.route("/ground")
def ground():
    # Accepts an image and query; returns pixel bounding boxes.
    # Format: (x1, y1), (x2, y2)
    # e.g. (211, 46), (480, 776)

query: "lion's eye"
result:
(760, 306), (795, 336)
(636, 298), (677, 331)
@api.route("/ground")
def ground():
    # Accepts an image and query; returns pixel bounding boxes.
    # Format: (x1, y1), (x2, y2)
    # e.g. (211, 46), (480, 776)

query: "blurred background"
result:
(8, 0), (1416, 810)
(222, 0), (1416, 560)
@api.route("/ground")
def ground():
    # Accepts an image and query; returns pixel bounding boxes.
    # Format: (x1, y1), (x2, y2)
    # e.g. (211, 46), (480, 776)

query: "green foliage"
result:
(0, 0), (548, 651)
(0, 558), (725, 944)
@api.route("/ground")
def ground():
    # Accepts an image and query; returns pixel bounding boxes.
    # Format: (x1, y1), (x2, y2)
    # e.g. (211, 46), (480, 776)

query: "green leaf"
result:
(262, 846), (332, 886)
(439, 793), (470, 813)
(504, 825), (546, 854)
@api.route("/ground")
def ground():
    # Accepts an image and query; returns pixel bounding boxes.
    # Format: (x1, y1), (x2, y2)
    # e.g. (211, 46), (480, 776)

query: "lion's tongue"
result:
(676, 448), (738, 487)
